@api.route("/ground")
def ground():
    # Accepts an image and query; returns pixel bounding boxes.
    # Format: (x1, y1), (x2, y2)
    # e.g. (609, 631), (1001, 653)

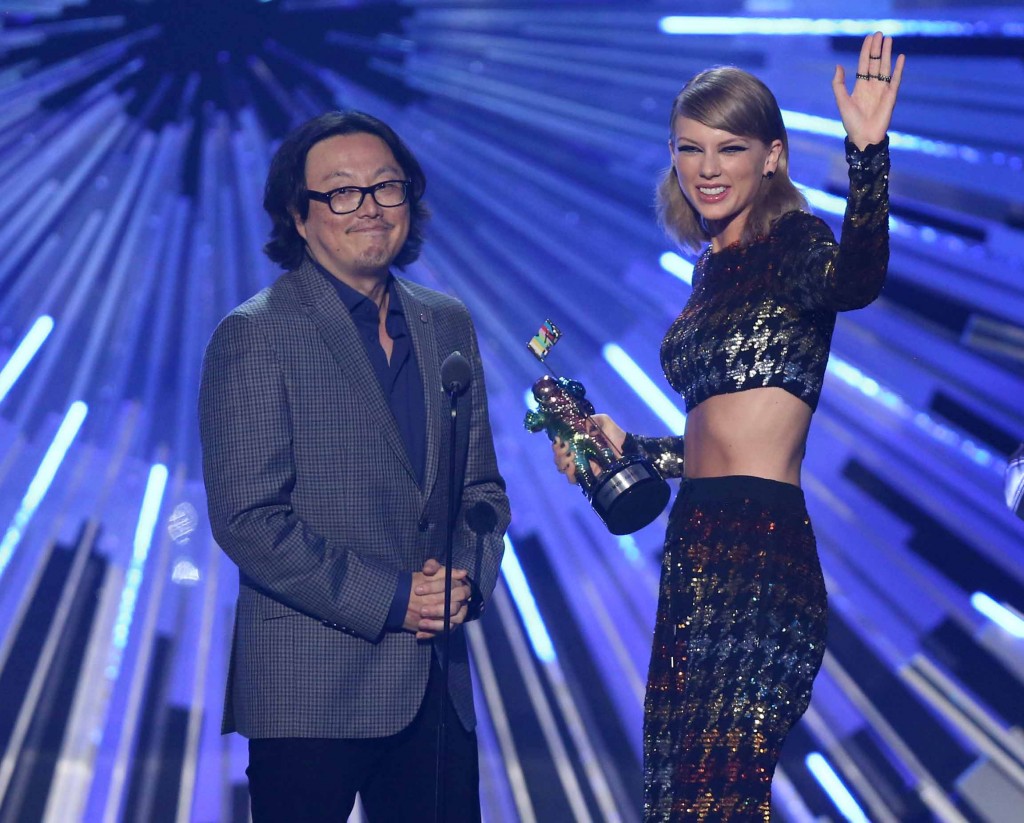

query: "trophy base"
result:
(588, 455), (671, 535)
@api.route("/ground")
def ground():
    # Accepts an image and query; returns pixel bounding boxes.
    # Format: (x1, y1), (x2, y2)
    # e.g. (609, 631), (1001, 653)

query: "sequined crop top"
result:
(626, 138), (890, 478)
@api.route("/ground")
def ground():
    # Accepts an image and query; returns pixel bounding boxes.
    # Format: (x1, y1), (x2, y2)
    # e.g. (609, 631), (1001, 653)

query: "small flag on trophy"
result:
(527, 319), (562, 362)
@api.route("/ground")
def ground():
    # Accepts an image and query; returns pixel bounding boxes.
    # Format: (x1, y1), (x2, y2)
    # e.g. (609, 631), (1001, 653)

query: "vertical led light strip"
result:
(602, 343), (686, 435)
(0, 400), (88, 582)
(806, 752), (870, 823)
(501, 535), (556, 663)
(971, 592), (1024, 638)
(0, 315), (54, 405)
(106, 463), (169, 678)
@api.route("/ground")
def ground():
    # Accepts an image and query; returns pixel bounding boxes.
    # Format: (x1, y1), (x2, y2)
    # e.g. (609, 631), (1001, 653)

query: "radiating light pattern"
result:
(107, 463), (169, 680)
(805, 752), (870, 823)
(0, 315), (54, 405)
(658, 17), (1008, 37)
(501, 534), (556, 663)
(0, 400), (87, 581)
(971, 592), (1024, 639)
(828, 357), (1000, 472)
(659, 251), (693, 285)
(782, 110), (1017, 166)
(603, 343), (686, 435)
(0, 3), (1021, 820)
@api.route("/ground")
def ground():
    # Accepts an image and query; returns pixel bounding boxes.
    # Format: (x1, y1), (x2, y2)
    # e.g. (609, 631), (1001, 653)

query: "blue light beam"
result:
(603, 343), (686, 435)
(971, 592), (1024, 638)
(805, 752), (870, 823)
(659, 252), (694, 285)
(782, 110), (1005, 165)
(658, 17), (1015, 37)
(0, 401), (88, 581)
(501, 535), (556, 663)
(107, 463), (169, 679)
(0, 316), (54, 405)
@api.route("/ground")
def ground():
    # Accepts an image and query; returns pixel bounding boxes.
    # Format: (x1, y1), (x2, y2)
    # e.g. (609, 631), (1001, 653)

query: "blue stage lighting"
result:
(658, 17), (1005, 37)
(502, 535), (557, 663)
(602, 343), (686, 435)
(108, 464), (169, 673)
(781, 110), (1011, 165)
(805, 752), (870, 823)
(827, 358), (999, 471)
(659, 252), (694, 285)
(0, 315), (54, 406)
(0, 401), (87, 582)
(971, 592), (1024, 638)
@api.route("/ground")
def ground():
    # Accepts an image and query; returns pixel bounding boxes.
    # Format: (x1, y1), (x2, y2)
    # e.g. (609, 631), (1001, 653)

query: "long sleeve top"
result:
(628, 138), (891, 477)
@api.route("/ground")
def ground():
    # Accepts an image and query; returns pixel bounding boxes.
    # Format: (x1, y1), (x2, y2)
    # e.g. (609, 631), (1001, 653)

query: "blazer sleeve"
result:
(450, 315), (510, 617)
(198, 312), (398, 641)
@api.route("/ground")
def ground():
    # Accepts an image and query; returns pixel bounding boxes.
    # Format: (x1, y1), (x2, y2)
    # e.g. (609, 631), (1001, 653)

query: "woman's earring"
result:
(763, 170), (775, 180)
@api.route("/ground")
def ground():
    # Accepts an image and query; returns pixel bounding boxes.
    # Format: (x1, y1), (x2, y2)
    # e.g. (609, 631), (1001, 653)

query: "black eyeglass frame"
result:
(305, 179), (413, 215)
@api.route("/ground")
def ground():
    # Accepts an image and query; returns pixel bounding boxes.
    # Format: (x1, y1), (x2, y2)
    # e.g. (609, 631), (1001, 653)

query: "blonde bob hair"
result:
(656, 67), (808, 252)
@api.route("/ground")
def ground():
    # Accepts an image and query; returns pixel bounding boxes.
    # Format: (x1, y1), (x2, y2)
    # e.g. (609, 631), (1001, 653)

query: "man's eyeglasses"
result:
(306, 180), (412, 215)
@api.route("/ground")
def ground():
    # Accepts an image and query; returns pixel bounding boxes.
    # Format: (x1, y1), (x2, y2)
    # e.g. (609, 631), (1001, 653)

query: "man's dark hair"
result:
(263, 111), (429, 270)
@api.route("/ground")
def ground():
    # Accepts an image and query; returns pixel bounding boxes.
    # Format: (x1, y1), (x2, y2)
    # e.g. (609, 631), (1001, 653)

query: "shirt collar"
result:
(310, 255), (404, 323)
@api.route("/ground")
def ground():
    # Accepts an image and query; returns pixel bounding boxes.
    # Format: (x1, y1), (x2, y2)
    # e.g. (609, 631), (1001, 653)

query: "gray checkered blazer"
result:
(198, 259), (509, 739)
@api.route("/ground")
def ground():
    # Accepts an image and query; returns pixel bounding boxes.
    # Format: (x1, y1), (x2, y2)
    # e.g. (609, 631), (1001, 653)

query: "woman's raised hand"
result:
(832, 31), (905, 150)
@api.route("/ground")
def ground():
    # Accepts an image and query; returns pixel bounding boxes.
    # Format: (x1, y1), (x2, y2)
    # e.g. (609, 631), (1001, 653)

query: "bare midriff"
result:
(682, 387), (812, 487)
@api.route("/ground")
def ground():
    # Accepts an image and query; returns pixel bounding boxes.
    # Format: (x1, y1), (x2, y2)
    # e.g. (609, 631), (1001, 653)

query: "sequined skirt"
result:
(644, 475), (827, 822)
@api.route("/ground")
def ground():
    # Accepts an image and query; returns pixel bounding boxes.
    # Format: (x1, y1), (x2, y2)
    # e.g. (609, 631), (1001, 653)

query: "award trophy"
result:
(524, 321), (670, 535)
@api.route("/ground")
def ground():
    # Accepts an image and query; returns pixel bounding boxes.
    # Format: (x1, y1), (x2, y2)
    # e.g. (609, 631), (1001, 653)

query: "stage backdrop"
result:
(0, 2), (1021, 821)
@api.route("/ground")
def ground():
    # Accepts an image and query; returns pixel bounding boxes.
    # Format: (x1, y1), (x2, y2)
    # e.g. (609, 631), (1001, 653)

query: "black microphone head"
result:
(441, 351), (472, 394)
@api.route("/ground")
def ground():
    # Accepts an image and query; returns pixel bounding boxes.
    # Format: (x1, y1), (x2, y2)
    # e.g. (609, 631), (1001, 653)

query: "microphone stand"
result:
(435, 370), (463, 823)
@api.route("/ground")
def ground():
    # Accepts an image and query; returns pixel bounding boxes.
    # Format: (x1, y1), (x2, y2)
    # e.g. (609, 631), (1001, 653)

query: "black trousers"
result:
(247, 660), (481, 823)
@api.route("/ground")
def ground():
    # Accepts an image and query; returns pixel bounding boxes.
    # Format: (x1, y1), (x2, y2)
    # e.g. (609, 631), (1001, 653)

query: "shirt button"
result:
(418, 518), (430, 532)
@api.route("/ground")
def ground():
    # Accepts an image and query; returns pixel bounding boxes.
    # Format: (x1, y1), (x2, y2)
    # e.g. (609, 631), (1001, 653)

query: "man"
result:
(198, 111), (509, 822)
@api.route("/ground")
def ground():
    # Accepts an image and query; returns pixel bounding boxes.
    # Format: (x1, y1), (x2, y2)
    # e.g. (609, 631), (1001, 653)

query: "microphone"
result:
(436, 349), (474, 822)
(440, 351), (472, 395)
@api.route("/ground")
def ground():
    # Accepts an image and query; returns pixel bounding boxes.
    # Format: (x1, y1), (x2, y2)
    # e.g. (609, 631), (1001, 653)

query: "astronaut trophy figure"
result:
(524, 374), (669, 535)
(525, 375), (618, 486)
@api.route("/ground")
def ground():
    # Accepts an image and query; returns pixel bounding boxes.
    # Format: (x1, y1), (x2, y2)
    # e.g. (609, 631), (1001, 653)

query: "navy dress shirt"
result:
(316, 263), (425, 630)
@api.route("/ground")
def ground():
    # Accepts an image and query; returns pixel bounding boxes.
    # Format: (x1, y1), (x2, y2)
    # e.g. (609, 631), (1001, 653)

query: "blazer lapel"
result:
(289, 260), (418, 484)
(396, 279), (441, 502)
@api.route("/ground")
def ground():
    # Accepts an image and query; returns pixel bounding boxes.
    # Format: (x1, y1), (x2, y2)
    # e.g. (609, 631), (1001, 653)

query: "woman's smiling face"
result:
(670, 117), (782, 251)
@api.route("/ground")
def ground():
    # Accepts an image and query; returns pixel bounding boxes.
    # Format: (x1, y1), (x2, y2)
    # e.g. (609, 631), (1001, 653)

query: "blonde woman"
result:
(555, 33), (905, 821)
